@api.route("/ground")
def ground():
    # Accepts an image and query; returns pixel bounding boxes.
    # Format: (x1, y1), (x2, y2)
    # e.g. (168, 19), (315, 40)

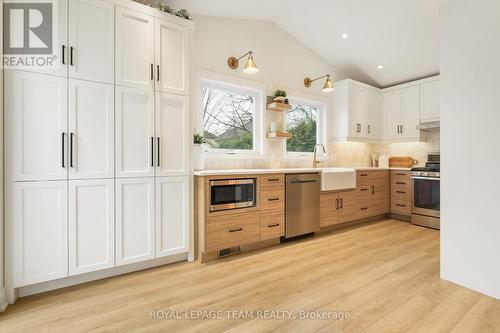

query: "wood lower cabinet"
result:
(320, 190), (357, 227)
(356, 170), (390, 219)
(259, 174), (285, 240)
(391, 171), (412, 215)
(205, 212), (261, 252)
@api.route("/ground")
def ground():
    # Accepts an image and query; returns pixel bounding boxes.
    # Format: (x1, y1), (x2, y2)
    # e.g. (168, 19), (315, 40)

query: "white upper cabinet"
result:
(6, 70), (68, 181)
(156, 176), (189, 258)
(156, 93), (188, 176)
(420, 78), (440, 122)
(155, 19), (190, 95)
(69, 179), (114, 275)
(115, 86), (155, 178)
(116, 177), (155, 266)
(13, 181), (68, 287)
(68, 79), (114, 179)
(68, 0), (114, 83)
(333, 79), (381, 142)
(382, 90), (402, 140)
(382, 85), (421, 141)
(115, 7), (155, 89)
(401, 85), (420, 139)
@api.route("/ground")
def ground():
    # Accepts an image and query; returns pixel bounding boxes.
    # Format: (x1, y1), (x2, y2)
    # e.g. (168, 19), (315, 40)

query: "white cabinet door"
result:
(68, 0), (114, 83)
(116, 178), (155, 266)
(349, 87), (366, 138)
(155, 19), (190, 95)
(13, 181), (68, 287)
(401, 85), (421, 139)
(156, 176), (189, 258)
(383, 90), (402, 140)
(156, 93), (188, 176)
(115, 86), (155, 178)
(115, 7), (154, 89)
(69, 79), (114, 179)
(6, 70), (68, 181)
(366, 91), (381, 140)
(420, 80), (440, 122)
(69, 179), (114, 275)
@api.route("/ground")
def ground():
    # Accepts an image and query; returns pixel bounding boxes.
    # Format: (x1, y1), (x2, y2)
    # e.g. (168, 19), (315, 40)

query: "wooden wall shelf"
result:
(267, 131), (293, 139)
(267, 102), (292, 112)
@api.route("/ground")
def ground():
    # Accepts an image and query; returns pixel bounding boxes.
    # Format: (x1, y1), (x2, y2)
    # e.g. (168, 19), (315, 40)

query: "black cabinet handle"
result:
(367, 125), (371, 134)
(268, 198), (280, 201)
(360, 188), (368, 192)
(396, 204), (406, 207)
(371, 185), (375, 195)
(69, 133), (75, 167)
(396, 182), (406, 185)
(400, 125), (404, 134)
(336, 198), (339, 209)
(360, 207), (368, 211)
(267, 224), (280, 228)
(157, 137), (160, 167)
(70, 46), (74, 66)
(151, 137), (154, 167)
(267, 178), (280, 182)
(61, 132), (66, 168)
(156, 65), (160, 82)
(150, 64), (154, 81)
(396, 190), (407, 194)
(229, 228), (242, 233)
(340, 198), (343, 209)
(62, 45), (66, 65)
(360, 173), (368, 177)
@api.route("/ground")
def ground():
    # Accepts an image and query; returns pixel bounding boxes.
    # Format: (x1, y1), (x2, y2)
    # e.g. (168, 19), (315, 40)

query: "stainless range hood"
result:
(417, 121), (440, 131)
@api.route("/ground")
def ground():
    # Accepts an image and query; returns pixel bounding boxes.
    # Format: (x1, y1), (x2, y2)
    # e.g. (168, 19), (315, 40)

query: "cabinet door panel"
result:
(155, 19), (189, 95)
(366, 91), (381, 140)
(116, 178), (155, 266)
(156, 177), (189, 257)
(156, 93), (188, 176)
(69, 79), (114, 179)
(69, 179), (114, 275)
(69, 0), (114, 83)
(320, 192), (339, 227)
(401, 85), (420, 139)
(420, 80), (440, 122)
(6, 70), (68, 181)
(349, 87), (367, 137)
(115, 7), (154, 89)
(13, 181), (68, 287)
(338, 191), (358, 223)
(116, 86), (155, 177)
(383, 90), (402, 139)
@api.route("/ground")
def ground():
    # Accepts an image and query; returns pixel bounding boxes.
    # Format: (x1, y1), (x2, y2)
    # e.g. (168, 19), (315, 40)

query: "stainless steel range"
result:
(411, 154), (440, 229)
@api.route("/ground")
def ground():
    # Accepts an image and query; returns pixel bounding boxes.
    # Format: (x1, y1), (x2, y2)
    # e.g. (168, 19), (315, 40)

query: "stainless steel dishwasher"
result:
(285, 173), (321, 238)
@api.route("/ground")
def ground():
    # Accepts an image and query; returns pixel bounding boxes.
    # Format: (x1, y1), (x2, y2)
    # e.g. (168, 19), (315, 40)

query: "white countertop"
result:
(193, 167), (411, 176)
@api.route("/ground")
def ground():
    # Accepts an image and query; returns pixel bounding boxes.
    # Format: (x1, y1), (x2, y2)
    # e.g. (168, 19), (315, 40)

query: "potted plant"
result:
(273, 90), (288, 104)
(192, 133), (206, 171)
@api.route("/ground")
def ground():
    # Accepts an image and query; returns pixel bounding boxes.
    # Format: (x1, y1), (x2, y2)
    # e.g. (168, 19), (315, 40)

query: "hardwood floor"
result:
(1, 219), (500, 333)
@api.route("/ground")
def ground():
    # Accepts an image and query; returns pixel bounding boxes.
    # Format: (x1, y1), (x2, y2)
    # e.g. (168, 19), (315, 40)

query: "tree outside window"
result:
(202, 86), (255, 151)
(286, 104), (319, 153)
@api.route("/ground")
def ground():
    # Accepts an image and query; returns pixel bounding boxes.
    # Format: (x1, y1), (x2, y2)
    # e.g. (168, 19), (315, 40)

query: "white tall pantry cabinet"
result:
(5, 0), (193, 292)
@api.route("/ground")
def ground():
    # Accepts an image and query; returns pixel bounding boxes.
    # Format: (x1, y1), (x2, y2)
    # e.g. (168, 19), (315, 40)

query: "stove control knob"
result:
(422, 172), (429, 177)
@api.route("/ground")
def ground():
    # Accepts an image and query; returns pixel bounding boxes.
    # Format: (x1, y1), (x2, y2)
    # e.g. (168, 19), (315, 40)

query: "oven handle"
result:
(412, 177), (440, 181)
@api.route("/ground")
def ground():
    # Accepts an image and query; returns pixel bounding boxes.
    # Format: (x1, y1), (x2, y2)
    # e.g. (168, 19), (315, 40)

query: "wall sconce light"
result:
(304, 74), (335, 93)
(227, 51), (259, 74)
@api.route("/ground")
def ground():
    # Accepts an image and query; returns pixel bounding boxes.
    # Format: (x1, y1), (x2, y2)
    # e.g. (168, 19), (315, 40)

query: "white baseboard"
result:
(17, 252), (188, 298)
(0, 286), (8, 312)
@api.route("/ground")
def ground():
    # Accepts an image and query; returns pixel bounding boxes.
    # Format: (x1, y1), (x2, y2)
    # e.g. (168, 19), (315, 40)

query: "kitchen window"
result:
(200, 79), (264, 159)
(285, 98), (326, 158)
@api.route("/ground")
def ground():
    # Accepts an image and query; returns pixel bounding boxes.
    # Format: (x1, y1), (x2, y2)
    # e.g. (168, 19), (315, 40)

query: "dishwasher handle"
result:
(290, 179), (318, 184)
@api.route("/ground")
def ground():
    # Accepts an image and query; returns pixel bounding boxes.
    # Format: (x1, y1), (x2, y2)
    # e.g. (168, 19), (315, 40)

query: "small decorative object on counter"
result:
(193, 134), (206, 171)
(273, 89), (288, 103)
(378, 154), (389, 168)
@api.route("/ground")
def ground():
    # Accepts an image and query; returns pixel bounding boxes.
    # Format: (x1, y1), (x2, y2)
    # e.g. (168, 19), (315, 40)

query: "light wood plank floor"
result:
(1, 219), (500, 333)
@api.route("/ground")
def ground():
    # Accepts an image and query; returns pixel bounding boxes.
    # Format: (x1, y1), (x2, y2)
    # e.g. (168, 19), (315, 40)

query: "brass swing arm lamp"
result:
(304, 74), (335, 93)
(227, 51), (259, 74)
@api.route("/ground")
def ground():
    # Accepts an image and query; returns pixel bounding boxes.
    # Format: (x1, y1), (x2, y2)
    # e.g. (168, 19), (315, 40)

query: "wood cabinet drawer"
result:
(206, 212), (260, 252)
(391, 178), (411, 190)
(391, 200), (412, 215)
(259, 174), (284, 188)
(391, 170), (411, 179)
(260, 212), (284, 240)
(260, 188), (285, 213)
(357, 170), (389, 182)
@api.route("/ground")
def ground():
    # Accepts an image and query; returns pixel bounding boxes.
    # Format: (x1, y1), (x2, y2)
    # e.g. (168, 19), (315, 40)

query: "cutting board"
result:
(389, 157), (418, 168)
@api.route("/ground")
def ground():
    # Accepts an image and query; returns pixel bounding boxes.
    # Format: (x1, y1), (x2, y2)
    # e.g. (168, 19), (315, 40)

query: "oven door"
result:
(412, 177), (440, 218)
(210, 178), (256, 212)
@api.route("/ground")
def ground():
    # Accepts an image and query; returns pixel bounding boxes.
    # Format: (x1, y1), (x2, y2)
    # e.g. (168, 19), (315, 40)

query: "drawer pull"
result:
(395, 173), (407, 176)
(396, 204), (406, 207)
(396, 182), (407, 185)
(360, 188), (368, 192)
(229, 228), (243, 233)
(267, 178), (280, 182)
(268, 198), (280, 201)
(360, 173), (368, 177)
(360, 207), (368, 211)
(396, 190), (407, 194)
(267, 223), (280, 228)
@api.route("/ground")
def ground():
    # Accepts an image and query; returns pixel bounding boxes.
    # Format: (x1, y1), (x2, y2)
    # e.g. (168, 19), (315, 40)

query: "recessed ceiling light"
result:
(377, 65), (384, 69)
(341, 33), (348, 39)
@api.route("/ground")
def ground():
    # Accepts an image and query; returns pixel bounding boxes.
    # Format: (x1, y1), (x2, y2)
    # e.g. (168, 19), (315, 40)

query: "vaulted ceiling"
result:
(168, 0), (440, 88)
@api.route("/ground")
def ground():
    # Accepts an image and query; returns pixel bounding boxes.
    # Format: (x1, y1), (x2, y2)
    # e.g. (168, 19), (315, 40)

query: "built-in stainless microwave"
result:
(209, 178), (256, 212)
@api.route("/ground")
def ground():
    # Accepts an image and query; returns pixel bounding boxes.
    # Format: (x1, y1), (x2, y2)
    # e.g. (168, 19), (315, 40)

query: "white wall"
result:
(191, 15), (347, 169)
(0, 0), (7, 311)
(440, 0), (500, 299)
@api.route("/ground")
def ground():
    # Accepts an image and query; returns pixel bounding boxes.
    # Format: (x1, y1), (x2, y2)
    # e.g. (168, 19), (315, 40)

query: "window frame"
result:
(197, 71), (265, 160)
(284, 96), (327, 160)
